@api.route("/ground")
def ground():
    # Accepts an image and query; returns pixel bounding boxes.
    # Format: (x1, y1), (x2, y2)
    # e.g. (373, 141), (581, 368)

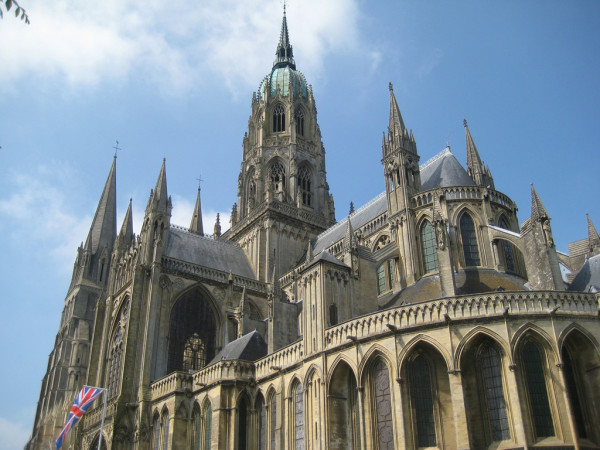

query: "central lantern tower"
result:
(226, 9), (335, 282)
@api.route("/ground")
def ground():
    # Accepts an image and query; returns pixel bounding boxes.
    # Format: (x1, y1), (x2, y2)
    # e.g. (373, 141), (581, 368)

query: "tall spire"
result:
(274, 5), (296, 69)
(190, 187), (204, 235)
(388, 82), (406, 137)
(464, 119), (494, 188)
(117, 198), (134, 248)
(148, 158), (170, 213)
(84, 156), (117, 253)
(530, 183), (549, 220)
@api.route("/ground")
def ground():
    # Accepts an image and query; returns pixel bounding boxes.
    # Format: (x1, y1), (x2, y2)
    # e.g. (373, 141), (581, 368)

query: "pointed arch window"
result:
(522, 341), (554, 438)
(273, 104), (285, 132)
(293, 382), (305, 449)
(203, 402), (212, 450)
(167, 289), (217, 374)
(371, 359), (394, 449)
(298, 166), (312, 206)
(161, 411), (170, 450)
(479, 344), (510, 441)
(192, 406), (202, 450)
(329, 303), (338, 326)
(377, 259), (396, 295)
(498, 216), (515, 273)
(295, 108), (305, 136)
(152, 415), (161, 450)
(460, 212), (481, 266)
(237, 397), (248, 450)
(257, 395), (267, 450)
(409, 354), (436, 447)
(269, 392), (277, 450)
(270, 162), (286, 192)
(421, 220), (439, 273)
(106, 298), (129, 399)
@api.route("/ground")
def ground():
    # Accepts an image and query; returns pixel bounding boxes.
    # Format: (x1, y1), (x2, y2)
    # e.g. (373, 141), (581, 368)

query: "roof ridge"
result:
(420, 147), (452, 172)
(315, 191), (386, 241)
(170, 224), (242, 249)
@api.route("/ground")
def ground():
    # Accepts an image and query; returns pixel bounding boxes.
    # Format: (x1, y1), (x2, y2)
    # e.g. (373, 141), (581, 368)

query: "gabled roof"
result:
(420, 147), (475, 191)
(165, 227), (255, 278)
(304, 250), (348, 271)
(209, 330), (267, 364)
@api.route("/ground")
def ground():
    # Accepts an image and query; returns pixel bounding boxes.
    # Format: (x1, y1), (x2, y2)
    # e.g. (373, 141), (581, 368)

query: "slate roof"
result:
(313, 148), (474, 254)
(305, 250), (348, 270)
(165, 227), (256, 279)
(569, 254), (600, 293)
(420, 147), (475, 191)
(209, 330), (268, 364)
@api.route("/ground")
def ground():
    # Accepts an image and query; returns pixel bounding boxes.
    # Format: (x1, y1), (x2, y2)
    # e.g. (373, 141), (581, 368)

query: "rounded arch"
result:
(455, 326), (510, 368)
(358, 344), (395, 383)
(398, 334), (452, 372)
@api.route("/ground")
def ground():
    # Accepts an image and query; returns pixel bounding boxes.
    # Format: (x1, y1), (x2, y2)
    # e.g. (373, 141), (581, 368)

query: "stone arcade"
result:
(29, 10), (600, 450)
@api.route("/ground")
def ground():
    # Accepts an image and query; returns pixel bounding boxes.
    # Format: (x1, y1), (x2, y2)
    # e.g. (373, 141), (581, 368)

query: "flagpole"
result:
(97, 388), (108, 450)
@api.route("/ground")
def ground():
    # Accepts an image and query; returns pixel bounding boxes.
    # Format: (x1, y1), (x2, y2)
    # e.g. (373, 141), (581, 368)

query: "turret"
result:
(520, 184), (564, 290)
(190, 187), (204, 235)
(464, 119), (494, 189)
(141, 159), (172, 265)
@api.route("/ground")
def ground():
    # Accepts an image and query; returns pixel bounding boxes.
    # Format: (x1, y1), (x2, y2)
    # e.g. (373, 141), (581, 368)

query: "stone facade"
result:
(29, 11), (600, 450)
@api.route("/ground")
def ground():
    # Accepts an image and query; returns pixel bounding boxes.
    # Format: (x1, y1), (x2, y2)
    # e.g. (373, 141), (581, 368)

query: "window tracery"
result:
(409, 354), (436, 447)
(273, 104), (285, 132)
(293, 382), (305, 449)
(372, 359), (394, 449)
(298, 166), (312, 206)
(420, 220), (438, 273)
(295, 108), (304, 136)
(521, 341), (554, 438)
(460, 212), (481, 266)
(106, 298), (129, 399)
(270, 162), (286, 192)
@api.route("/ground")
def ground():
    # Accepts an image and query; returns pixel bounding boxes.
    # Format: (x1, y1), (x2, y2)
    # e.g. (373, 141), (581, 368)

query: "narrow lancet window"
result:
(421, 220), (439, 273)
(273, 104), (285, 132)
(295, 108), (304, 136)
(460, 213), (481, 266)
(522, 341), (554, 438)
(298, 166), (312, 206)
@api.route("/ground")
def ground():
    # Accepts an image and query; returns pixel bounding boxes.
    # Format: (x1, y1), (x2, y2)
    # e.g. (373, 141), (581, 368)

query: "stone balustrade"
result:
(150, 371), (193, 401)
(255, 339), (304, 379)
(192, 360), (256, 387)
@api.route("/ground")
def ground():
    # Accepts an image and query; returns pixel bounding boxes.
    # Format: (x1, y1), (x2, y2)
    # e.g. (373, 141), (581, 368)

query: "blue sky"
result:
(1, 0), (599, 447)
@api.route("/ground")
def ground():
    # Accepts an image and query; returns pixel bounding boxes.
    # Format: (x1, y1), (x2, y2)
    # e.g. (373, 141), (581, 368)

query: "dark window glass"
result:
(238, 398), (248, 450)
(204, 404), (212, 449)
(421, 221), (439, 273)
(498, 217), (515, 272)
(562, 348), (587, 438)
(273, 105), (285, 132)
(153, 416), (160, 450)
(295, 109), (304, 136)
(387, 259), (394, 289)
(329, 304), (338, 326)
(299, 167), (312, 206)
(295, 383), (305, 450)
(460, 213), (481, 266)
(479, 345), (510, 441)
(374, 360), (394, 449)
(270, 162), (286, 192)
(257, 396), (266, 450)
(162, 414), (169, 450)
(167, 290), (216, 374)
(409, 355), (436, 447)
(377, 264), (386, 295)
(270, 394), (277, 450)
(523, 341), (554, 437)
(193, 410), (201, 450)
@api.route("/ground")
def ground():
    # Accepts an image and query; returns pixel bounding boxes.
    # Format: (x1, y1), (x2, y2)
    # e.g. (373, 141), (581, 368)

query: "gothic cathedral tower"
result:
(227, 9), (335, 282)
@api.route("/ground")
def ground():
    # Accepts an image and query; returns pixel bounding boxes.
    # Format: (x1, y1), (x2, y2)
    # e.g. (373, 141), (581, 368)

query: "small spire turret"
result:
(274, 5), (296, 69)
(464, 119), (494, 189)
(190, 187), (204, 236)
(530, 183), (549, 221)
(214, 213), (222, 237)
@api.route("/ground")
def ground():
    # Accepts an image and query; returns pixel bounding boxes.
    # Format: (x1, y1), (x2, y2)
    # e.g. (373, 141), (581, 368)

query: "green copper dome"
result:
(259, 66), (308, 100)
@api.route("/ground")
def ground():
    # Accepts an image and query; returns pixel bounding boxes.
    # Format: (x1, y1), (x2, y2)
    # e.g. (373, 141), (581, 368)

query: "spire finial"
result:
(463, 119), (468, 128)
(274, 3), (295, 69)
(389, 82), (393, 92)
(113, 140), (122, 158)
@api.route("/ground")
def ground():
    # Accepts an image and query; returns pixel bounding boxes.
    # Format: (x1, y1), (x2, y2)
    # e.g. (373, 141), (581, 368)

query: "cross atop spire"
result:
(274, 5), (296, 69)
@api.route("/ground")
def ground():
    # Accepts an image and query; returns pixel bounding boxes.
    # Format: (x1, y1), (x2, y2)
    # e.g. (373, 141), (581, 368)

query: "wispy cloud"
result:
(0, 162), (92, 274)
(0, 0), (362, 94)
(0, 416), (30, 450)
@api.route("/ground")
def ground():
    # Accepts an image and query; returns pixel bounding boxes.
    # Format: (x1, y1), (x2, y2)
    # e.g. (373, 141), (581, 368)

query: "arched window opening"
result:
(153, 415), (161, 450)
(460, 213), (481, 266)
(295, 108), (305, 136)
(329, 303), (338, 326)
(161, 411), (170, 450)
(421, 220), (439, 273)
(522, 341), (554, 438)
(562, 346), (587, 439)
(238, 397), (248, 450)
(167, 289), (217, 374)
(498, 216), (515, 272)
(269, 393), (277, 450)
(248, 179), (257, 207)
(270, 162), (286, 193)
(192, 407), (202, 450)
(257, 395), (267, 450)
(328, 363), (359, 449)
(106, 299), (129, 399)
(273, 104), (285, 132)
(371, 360), (394, 449)
(479, 344), (510, 441)
(203, 402), (212, 450)
(298, 166), (312, 206)
(377, 258), (397, 295)
(293, 382), (305, 449)
(409, 355), (436, 447)
(90, 434), (108, 450)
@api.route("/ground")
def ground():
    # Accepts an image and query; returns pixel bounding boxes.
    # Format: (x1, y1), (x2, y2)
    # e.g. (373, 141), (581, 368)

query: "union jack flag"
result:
(56, 385), (104, 449)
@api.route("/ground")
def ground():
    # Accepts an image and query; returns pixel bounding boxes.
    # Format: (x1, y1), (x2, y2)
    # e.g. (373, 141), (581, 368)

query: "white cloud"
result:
(0, 163), (92, 275)
(0, 0), (363, 93)
(0, 416), (31, 450)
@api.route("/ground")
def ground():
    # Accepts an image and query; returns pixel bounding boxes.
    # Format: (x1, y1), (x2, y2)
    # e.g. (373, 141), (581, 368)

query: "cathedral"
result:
(28, 10), (600, 450)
